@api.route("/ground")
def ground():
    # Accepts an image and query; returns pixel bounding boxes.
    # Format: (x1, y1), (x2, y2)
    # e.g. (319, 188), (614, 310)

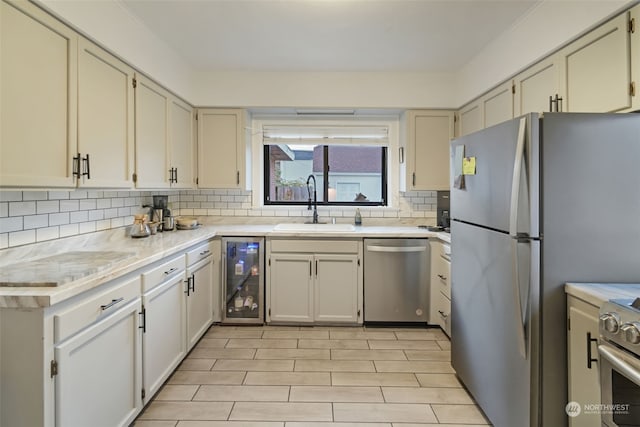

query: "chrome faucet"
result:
(306, 174), (319, 224)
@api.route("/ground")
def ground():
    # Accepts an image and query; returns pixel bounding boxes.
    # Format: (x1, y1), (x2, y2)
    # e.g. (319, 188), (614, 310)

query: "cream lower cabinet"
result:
(430, 240), (451, 337)
(140, 256), (187, 402)
(185, 240), (219, 349)
(266, 239), (363, 325)
(567, 295), (601, 427)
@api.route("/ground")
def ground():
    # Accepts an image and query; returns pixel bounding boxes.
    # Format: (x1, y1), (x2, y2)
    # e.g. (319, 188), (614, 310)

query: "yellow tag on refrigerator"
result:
(462, 157), (476, 175)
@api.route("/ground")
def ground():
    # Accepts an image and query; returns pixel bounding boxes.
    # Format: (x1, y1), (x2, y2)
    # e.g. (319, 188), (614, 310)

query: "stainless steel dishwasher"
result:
(364, 238), (430, 323)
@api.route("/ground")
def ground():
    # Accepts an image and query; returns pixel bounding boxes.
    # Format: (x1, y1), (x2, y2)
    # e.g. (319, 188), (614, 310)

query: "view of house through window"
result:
(264, 139), (387, 206)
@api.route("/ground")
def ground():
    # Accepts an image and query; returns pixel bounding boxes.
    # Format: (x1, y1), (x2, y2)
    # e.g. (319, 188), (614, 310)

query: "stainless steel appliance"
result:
(364, 238), (429, 323)
(450, 113), (640, 427)
(599, 299), (640, 427)
(222, 237), (264, 324)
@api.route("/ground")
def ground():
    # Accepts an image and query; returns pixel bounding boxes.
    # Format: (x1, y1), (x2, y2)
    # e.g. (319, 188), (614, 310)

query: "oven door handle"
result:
(598, 343), (640, 385)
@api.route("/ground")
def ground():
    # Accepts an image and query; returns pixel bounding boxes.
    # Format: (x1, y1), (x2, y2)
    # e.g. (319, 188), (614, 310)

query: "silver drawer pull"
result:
(199, 250), (210, 256)
(164, 267), (178, 275)
(438, 274), (447, 281)
(438, 310), (449, 319)
(100, 297), (124, 311)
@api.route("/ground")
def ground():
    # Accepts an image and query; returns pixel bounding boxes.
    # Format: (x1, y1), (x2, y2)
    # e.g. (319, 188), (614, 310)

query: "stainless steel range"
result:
(598, 298), (640, 426)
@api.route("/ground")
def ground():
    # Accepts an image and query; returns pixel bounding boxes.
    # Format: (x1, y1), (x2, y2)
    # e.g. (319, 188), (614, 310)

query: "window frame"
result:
(263, 144), (388, 207)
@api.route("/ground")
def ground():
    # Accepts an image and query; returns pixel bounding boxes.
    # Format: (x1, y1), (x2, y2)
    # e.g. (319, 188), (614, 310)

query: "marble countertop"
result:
(565, 282), (640, 308)
(0, 222), (448, 308)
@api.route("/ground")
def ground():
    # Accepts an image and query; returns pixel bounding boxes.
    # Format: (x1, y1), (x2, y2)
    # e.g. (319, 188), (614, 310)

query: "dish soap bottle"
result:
(355, 208), (362, 226)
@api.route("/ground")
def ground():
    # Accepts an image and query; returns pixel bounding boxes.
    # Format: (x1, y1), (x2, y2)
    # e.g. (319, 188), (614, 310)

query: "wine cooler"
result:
(222, 237), (264, 324)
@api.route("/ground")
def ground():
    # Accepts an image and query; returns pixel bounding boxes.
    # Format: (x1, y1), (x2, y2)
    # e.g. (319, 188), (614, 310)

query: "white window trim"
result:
(251, 116), (400, 210)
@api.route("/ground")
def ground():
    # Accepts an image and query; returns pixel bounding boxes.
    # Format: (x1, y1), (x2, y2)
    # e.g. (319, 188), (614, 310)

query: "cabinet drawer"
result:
(54, 275), (141, 343)
(270, 239), (360, 254)
(436, 291), (451, 337)
(433, 241), (451, 260)
(186, 241), (214, 266)
(141, 255), (185, 293)
(433, 255), (451, 298)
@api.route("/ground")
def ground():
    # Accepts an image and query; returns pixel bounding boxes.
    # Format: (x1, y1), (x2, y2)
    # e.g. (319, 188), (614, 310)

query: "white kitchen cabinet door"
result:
(631, 5), (639, 111)
(482, 81), (513, 128)
(567, 296), (600, 427)
(197, 109), (246, 189)
(560, 13), (632, 112)
(142, 274), (186, 401)
(435, 291), (451, 337)
(135, 74), (170, 188)
(186, 256), (214, 350)
(268, 254), (314, 323)
(404, 110), (454, 191)
(514, 55), (563, 115)
(314, 254), (361, 324)
(54, 298), (142, 427)
(1, 0), (77, 188)
(169, 97), (194, 188)
(458, 100), (483, 137)
(77, 37), (134, 189)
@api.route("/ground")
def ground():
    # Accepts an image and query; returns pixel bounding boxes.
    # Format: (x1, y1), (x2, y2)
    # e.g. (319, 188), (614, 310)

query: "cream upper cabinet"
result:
(169, 98), (194, 188)
(197, 109), (246, 189)
(482, 81), (514, 128)
(77, 37), (135, 188)
(631, 5), (639, 111)
(457, 100), (482, 137)
(134, 75), (170, 188)
(514, 55), (563, 115)
(1, 0), (78, 188)
(559, 12), (633, 113)
(401, 110), (454, 192)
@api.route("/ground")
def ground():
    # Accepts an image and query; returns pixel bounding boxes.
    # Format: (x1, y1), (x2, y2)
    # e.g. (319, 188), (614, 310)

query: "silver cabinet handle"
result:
(199, 250), (211, 256)
(437, 274), (447, 281)
(164, 267), (178, 275)
(366, 245), (427, 253)
(100, 297), (124, 311)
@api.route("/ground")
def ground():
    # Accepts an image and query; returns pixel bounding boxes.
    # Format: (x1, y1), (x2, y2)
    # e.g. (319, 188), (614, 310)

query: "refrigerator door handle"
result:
(509, 116), (527, 238)
(511, 238), (529, 359)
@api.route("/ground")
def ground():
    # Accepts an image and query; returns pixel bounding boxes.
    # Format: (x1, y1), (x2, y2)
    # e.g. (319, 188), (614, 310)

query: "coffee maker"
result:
(436, 190), (450, 230)
(145, 195), (169, 231)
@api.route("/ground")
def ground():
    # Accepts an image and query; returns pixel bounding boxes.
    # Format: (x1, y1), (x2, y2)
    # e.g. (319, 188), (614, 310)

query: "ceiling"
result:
(119, 0), (540, 73)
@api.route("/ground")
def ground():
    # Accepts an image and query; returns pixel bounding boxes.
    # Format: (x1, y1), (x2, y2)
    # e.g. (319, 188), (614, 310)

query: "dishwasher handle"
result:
(366, 245), (428, 253)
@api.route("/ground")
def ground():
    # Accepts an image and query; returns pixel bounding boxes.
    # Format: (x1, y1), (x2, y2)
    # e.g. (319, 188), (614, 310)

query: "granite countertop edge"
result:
(0, 224), (450, 308)
(565, 282), (640, 308)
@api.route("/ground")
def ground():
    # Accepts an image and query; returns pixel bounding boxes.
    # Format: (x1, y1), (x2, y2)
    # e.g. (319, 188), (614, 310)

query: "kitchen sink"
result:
(273, 223), (356, 232)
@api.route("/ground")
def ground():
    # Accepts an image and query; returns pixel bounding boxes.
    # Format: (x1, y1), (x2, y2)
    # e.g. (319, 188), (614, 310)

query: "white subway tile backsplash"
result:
(36, 226), (59, 242)
(0, 192), (22, 202)
(79, 199), (96, 210)
(23, 191), (48, 201)
(60, 223), (79, 237)
(60, 200), (80, 212)
(49, 212), (70, 226)
(88, 210), (104, 221)
(79, 221), (96, 234)
(87, 191), (103, 199)
(23, 215), (49, 230)
(96, 219), (111, 231)
(111, 198), (124, 208)
(0, 233), (7, 249)
(48, 191), (70, 200)
(70, 191), (88, 199)
(110, 217), (125, 228)
(9, 229), (36, 246)
(0, 217), (23, 233)
(37, 200), (60, 214)
(104, 208), (119, 219)
(9, 201), (36, 216)
(70, 211), (89, 224)
(0, 203), (7, 218)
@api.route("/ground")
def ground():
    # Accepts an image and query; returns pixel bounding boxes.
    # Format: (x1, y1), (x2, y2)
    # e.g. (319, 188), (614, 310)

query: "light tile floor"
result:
(134, 325), (492, 427)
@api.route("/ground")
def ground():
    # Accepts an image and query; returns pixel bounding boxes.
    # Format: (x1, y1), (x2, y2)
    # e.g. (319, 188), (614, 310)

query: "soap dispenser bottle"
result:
(355, 208), (362, 226)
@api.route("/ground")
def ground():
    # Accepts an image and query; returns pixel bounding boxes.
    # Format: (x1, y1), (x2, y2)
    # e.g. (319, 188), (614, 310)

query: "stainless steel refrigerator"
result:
(450, 113), (640, 427)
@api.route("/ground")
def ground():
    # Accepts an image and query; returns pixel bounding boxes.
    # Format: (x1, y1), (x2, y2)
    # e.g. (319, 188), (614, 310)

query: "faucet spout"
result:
(306, 174), (319, 224)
